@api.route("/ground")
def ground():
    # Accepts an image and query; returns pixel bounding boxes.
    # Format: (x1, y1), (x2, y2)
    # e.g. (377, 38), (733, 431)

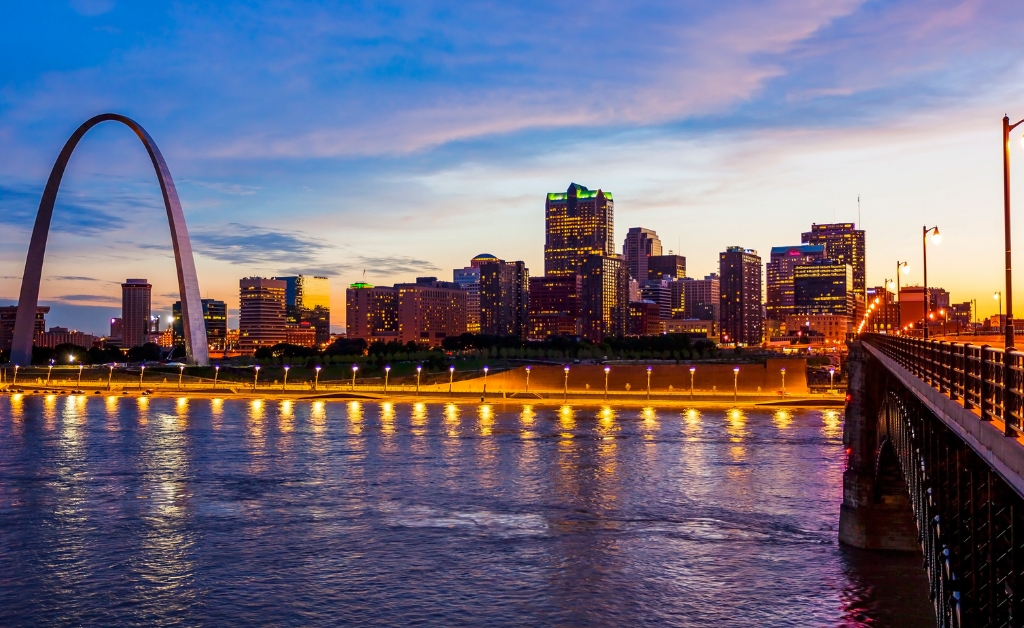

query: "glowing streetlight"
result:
(46, 359), (53, 385)
(733, 366), (739, 402)
(416, 365), (422, 396)
(829, 366), (836, 392)
(384, 365), (391, 395)
(253, 365), (260, 391)
(12, 364), (18, 386)
(483, 366), (489, 400)
(922, 225), (940, 339)
(178, 364), (185, 390)
(689, 366), (696, 401)
(77, 363), (83, 387)
(351, 364), (358, 391)
(563, 365), (570, 402)
(315, 365), (322, 391)
(781, 367), (786, 396)
(604, 366), (610, 400)
(139, 364), (145, 389)
(524, 365), (531, 394)
(449, 365), (455, 394)
(283, 365), (290, 390)
(214, 364), (220, 389)
(646, 366), (652, 401)
(1002, 113), (1024, 349)
(107, 364), (114, 391)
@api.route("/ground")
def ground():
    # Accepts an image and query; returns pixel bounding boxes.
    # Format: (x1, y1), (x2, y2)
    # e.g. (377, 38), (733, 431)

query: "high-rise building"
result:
(121, 278), (152, 349)
(682, 274), (720, 320)
(0, 306), (48, 353)
(580, 254), (628, 342)
(396, 277), (467, 346)
(173, 299), (228, 351)
(453, 253), (496, 334)
(346, 283), (399, 342)
(793, 260), (855, 316)
(239, 277), (287, 353)
(719, 247), (763, 345)
(622, 227), (662, 280)
(647, 254), (686, 280)
(801, 223), (866, 299)
(765, 244), (826, 322)
(275, 276), (331, 346)
(628, 301), (663, 336)
(544, 183), (614, 277)
(640, 278), (673, 320)
(479, 259), (529, 338)
(527, 276), (583, 339)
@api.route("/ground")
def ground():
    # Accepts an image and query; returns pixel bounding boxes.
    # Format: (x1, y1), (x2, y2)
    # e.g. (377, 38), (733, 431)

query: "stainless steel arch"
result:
(9, 114), (209, 366)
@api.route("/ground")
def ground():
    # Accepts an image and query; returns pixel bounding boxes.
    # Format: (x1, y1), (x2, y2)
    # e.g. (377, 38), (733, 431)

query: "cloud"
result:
(180, 179), (260, 196)
(51, 293), (121, 304)
(48, 275), (102, 282)
(0, 183), (160, 236)
(356, 256), (438, 276)
(190, 222), (335, 266)
(69, 0), (116, 17)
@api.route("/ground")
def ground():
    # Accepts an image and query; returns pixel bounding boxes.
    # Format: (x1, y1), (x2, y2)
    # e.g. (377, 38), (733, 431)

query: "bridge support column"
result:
(839, 341), (920, 551)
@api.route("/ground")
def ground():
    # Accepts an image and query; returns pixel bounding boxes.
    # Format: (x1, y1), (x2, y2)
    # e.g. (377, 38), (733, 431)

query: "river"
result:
(0, 395), (932, 626)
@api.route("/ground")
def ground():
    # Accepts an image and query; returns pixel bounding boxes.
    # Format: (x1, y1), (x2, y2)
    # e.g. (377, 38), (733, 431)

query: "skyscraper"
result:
(801, 223), (866, 299)
(346, 282), (399, 342)
(622, 227), (662, 280)
(719, 247), (763, 345)
(528, 275), (582, 339)
(682, 274), (720, 320)
(453, 253), (496, 334)
(239, 277), (287, 353)
(640, 278), (673, 320)
(121, 278), (152, 349)
(544, 183), (614, 276)
(580, 254), (628, 342)
(793, 260), (855, 316)
(275, 276), (331, 346)
(396, 277), (467, 346)
(765, 244), (826, 322)
(479, 259), (529, 338)
(173, 299), (228, 351)
(647, 254), (686, 280)
(0, 306), (47, 353)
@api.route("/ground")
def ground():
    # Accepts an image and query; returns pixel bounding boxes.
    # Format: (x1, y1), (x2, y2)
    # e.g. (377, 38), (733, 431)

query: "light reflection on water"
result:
(0, 397), (932, 626)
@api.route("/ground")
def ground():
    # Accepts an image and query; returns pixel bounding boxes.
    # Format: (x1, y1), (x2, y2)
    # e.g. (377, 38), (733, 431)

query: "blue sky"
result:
(2, 0), (1024, 333)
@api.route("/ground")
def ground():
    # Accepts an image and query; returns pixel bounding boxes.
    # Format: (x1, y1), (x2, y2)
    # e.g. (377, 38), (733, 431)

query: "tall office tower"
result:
(580, 254), (628, 342)
(765, 244), (826, 322)
(453, 253), (496, 334)
(173, 299), (228, 351)
(527, 276), (583, 339)
(121, 278), (152, 349)
(345, 282), (399, 342)
(647, 254), (686, 280)
(396, 277), (467, 346)
(544, 183), (614, 276)
(719, 247), (763, 345)
(275, 276), (331, 346)
(682, 274), (720, 320)
(0, 306), (48, 353)
(801, 223), (866, 299)
(640, 278), (673, 320)
(793, 260), (854, 316)
(239, 277), (287, 353)
(479, 259), (529, 338)
(622, 227), (662, 280)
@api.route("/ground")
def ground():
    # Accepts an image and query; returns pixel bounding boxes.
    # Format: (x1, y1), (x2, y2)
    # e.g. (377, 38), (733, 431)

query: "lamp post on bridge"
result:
(1002, 113), (1023, 349)
(922, 226), (941, 339)
(895, 261), (909, 333)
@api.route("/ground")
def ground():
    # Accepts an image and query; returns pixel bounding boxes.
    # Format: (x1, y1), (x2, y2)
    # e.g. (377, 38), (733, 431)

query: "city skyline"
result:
(3, 2), (1024, 334)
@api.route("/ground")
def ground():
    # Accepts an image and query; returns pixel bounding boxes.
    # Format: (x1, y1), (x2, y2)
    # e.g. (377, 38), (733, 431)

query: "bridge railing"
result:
(863, 334), (1024, 437)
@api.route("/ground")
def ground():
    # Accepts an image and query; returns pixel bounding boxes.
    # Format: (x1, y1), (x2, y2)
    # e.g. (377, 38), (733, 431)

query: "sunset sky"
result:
(3, 0), (1024, 333)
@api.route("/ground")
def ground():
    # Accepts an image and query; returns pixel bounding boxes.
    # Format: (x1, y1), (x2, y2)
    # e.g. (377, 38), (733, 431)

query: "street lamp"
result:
(12, 364), (18, 386)
(416, 365), (422, 396)
(1002, 114), (1024, 348)
(351, 364), (358, 391)
(780, 367), (786, 396)
(483, 366), (489, 400)
(829, 366), (836, 393)
(314, 365), (322, 391)
(449, 365), (455, 394)
(214, 365), (220, 389)
(384, 365), (391, 395)
(894, 261), (909, 333)
(733, 366), (739, 402)
(524, 365), (531, 394)
(689, 366), (695, 401)
(179, 364), (185, 390)
(922, 225), (941, 339)
(77, 363), (83, 387)
(47, 359), (53, 386)
(139, 364), (145, 389)
(253, 365), (260, 391)
(283, 365), (290, 390)
(646, 366), (652, 401)
(107, 364), (114, 391)
(604, 366), (610, 400)
(563, 365), (569, 402)
(995, 291), (1003, 335)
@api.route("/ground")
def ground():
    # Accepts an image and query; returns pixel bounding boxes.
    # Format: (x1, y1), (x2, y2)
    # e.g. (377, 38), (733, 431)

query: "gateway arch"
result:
(9, 113), (209, 366)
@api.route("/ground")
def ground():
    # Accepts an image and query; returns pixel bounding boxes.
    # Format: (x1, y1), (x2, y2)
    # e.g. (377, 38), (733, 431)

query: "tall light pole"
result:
(351, 364), (358, 391)
(12, 364), (18, 386)
(780, 367), (786, 396)
(829, 366), (836, 393)
(604, 366), (610, 400)
(179, 364), (185, 390)
(524, 365), (531, 394)
(995, 291), (1003, 335)
(689, 366), (695, 401)
(733, 366), (739, 402)
(253, 365), (260, 391)
(922, 226), (941, 339)
(449, 365), (455, 394)
(384, 365), (390, 395)
(646, 366), (652, 401)
(46, 359), (53, 386)
(895, 261), (908, 332)
(1002, 114), (1023, 348)
(314, 365), (321, 391)
(416, 365), (422, 396)
(563, 365), (569, 402)
(107, 364), (114, 391)
(139, 364), (145, 389)
(283, 365), (289, 390)
(482, 366), (489, 400)
(213, 364), (220, 389)
(77, 363), (83, 387)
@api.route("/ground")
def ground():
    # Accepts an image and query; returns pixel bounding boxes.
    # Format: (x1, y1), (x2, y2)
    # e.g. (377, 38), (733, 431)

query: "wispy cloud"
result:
(356, 256), (438, 276)
(190, 222), (335, 266)
(51, 293), (121, 304)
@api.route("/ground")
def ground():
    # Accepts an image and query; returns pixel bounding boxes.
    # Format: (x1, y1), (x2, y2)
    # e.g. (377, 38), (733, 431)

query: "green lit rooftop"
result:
(547, 182), (612, 202)
(350, 282), (375, 289)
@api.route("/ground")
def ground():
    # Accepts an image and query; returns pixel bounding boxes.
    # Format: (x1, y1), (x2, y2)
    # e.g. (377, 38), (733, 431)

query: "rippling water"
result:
(0, 395), (931, 627)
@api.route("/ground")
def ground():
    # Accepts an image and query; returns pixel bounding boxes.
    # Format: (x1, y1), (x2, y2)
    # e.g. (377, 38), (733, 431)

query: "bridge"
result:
(842, 335), (1024, 627)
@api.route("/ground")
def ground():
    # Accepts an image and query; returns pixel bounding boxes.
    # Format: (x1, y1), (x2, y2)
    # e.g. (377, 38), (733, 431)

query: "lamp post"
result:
(139, 364), (145, 389)
(482, 366), (489, 400)
(780, 367), (786, 396)
(733, 366), (739, 402)
(47, 359), (53, 386)
(107, 364), (114, 391)
(213, 365), (219, 390)
(995, 291), (1003, 335)
(253, 365), (260, 391)
(563, 365), (569, 402)
(689, 366), (695, 401)
(283, 365), (289, 390)
(646, 366), (652, 401)
(1002, 114), (1023, 348)
(604, 366), (610, 400)
(351, 364), (358, 391)
(77, 363), (83, 387)
(829, 366), (836, 393)
(179, 364), (185, 390)
(449, 365), (455, 394)
(12, 364), (18, 386)
(314, 365), (321, 391)
(416, 366), (422, 396)
(922, 226), (941, 339)
(384, 365), (390, 395)
(525, 365), (531, 394)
